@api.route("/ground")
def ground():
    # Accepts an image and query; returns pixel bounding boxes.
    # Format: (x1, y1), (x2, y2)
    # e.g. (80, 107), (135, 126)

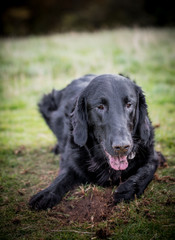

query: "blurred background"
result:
(1, 0), (175, 36)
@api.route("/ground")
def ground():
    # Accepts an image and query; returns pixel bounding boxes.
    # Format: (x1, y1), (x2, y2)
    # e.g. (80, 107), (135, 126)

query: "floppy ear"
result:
(71, 94), (88, 147)
(134, 86), (151, 144)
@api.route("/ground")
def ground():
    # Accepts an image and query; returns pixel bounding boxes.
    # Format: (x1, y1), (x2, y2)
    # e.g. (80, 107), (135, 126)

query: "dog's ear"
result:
(71, 94), (88, 147)
(134, 86), (151, 144)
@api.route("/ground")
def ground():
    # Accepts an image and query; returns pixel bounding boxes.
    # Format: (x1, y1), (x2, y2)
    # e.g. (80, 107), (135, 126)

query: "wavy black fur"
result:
(29, 74), (165, 210)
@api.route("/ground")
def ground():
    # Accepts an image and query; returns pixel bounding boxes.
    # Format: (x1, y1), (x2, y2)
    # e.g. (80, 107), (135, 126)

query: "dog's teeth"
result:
(128, 152), (136, 159)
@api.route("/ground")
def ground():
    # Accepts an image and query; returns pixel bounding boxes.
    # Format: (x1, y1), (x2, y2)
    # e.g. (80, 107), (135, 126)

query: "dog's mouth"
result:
(105, 151), (135, 171)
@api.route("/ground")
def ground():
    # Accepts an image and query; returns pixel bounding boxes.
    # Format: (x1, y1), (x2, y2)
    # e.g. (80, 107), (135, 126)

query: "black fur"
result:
(29, 74), (164, 210)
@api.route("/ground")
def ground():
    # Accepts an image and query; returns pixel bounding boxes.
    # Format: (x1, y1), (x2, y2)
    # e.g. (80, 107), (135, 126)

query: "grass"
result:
(0, 28), (175, 239)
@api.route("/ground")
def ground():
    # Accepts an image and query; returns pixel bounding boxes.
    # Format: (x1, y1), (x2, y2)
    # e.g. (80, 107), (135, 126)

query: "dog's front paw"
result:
(114, 180), (136, 204)
(29, 189), (60, 210)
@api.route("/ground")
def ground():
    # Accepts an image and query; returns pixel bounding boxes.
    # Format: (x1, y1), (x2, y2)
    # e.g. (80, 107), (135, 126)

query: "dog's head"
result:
(72, 74), (151, 171)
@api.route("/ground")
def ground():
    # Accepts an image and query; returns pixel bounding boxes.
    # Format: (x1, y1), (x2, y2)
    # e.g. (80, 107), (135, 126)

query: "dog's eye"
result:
(97, 104), (105, 110)
(126, 102), (132, 108)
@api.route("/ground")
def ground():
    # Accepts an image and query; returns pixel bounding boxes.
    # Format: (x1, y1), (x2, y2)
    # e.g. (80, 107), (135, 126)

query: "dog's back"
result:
(38, 74), (96, 152)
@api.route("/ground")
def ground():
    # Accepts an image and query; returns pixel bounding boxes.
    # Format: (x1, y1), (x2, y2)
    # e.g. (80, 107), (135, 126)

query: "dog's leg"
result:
(156, 151), (166, 167)
(29, 169), (81, 210)
(114, 153), (158, 203)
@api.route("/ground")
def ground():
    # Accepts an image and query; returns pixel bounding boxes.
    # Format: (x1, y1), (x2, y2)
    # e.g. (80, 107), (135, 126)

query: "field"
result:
(0, 28), (175, 239)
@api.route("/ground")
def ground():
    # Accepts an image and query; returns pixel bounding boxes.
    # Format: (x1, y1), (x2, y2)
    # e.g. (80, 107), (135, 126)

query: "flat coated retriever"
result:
(29, 74), (164, 210)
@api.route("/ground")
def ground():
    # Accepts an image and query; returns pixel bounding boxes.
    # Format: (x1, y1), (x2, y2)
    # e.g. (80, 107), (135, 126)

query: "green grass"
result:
(0, 28), (175, 239)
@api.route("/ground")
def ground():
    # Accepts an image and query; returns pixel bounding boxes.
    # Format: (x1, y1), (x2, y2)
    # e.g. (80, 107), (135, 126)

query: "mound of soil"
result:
(49, 187), (115, 225)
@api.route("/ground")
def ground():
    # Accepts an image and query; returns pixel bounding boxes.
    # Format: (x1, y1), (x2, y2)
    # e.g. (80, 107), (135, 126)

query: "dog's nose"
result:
(113, 144), (130, 153)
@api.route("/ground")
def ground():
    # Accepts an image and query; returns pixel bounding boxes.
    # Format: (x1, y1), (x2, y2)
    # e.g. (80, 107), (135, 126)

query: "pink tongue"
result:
(109, 155), (128, 170)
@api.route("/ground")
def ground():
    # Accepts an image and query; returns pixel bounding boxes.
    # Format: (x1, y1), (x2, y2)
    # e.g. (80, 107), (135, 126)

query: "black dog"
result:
(29, 74), (163, 210)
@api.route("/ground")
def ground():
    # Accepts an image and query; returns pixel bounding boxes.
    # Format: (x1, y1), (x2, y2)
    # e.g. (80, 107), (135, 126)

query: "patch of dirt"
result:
(95, 227), (112, 239)
(49, 186), (115, 225)
(154, 174), (175, 184)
